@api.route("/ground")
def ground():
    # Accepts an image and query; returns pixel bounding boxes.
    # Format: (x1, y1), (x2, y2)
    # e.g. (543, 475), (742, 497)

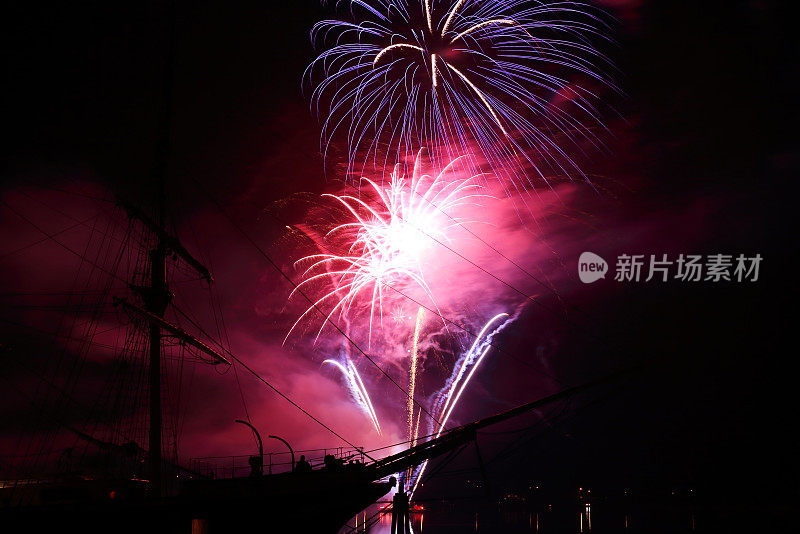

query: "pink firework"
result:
(288, 150), (486, 342)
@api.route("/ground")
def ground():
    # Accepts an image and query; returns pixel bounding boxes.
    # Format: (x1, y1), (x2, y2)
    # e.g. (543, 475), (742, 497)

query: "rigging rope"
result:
(190, 176), (441, 427)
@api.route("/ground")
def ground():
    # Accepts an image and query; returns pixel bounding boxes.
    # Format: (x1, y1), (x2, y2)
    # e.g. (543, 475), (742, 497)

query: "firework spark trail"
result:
(407, 311), (517, 495)
(306, 0), (614, 192)
(287, 151), (486, 343)
(435, 312), (508, 420)
(323, 357), (383, 435)
(407, 306), (425, 443)
(403, 306), (426, 483)
(412, 409), (421, 448)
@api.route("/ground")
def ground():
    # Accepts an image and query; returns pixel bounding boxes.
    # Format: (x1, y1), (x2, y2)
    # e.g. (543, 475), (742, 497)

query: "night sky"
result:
(2, 0), (797, 522)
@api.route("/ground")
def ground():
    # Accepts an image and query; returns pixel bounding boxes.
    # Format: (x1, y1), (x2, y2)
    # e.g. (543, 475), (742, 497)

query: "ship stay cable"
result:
(1, 190), (366, 473)
(0, 203), (133, 477)
(197, 181), (648, 490)
(341, 382), (626, 534)
(171, 207), (251, 424)
(260, 202), (624, 391)
(191, 176), (442, 428)
(121, 197), (367, 455)
(3, 178), (641, 490)
(164, 301), (371, 458)
(0, 200), (133, 287)
(0, 361), (204, 480)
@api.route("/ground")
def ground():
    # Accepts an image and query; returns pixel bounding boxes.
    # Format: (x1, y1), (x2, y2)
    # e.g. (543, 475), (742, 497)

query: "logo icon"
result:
(579, 252), (608, 283)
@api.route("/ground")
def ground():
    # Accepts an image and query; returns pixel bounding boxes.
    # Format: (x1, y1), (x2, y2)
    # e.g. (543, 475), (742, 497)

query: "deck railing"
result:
(188, 446), (366, 478)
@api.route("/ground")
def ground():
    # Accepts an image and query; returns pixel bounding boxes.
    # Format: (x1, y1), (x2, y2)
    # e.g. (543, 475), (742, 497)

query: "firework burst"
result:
(287, 150), (486, 343)
(306, 0), (614, 192)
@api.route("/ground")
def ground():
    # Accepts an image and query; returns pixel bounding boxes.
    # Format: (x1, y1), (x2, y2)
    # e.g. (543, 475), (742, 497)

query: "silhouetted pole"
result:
(148, 245), (168, 497)
(268, 435), (294, 472)
(391, 489), (411, 534)
(235, 419), (264, 475)
(147, 0), (176, 499)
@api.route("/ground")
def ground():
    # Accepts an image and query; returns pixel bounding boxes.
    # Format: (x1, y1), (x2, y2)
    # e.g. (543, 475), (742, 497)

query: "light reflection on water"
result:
(343, 485), (712, 534)
(579, 503), (591, 532)
(346, 502), (706, 533)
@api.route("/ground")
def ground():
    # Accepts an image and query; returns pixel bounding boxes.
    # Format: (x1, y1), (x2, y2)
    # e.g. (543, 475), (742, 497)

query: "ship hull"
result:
(1, 473), (393, 533)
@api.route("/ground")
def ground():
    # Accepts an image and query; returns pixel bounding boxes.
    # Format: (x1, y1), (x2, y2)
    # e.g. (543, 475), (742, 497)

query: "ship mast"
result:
(117, 200), (225, 498)
(143, 0), (177, 498)
(147, 242), (168, 497)
(147, 0), (173, 496)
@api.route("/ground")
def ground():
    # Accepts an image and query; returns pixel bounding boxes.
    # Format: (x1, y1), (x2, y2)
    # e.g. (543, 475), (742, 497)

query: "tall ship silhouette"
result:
(0, 3), (634, 531)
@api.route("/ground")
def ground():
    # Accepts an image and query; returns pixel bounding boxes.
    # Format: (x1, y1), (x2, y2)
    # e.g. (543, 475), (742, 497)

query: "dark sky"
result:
(2, 0), (797, 509)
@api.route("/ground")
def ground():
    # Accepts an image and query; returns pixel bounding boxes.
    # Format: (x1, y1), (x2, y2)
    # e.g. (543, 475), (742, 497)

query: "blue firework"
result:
(306, 0), (615, 194)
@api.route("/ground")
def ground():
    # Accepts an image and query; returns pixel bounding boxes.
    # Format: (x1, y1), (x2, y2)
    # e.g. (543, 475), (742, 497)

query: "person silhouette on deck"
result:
(248, 455), (262, 477)
(295, 455), (312, 473)
(324, 454), (343, 471)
